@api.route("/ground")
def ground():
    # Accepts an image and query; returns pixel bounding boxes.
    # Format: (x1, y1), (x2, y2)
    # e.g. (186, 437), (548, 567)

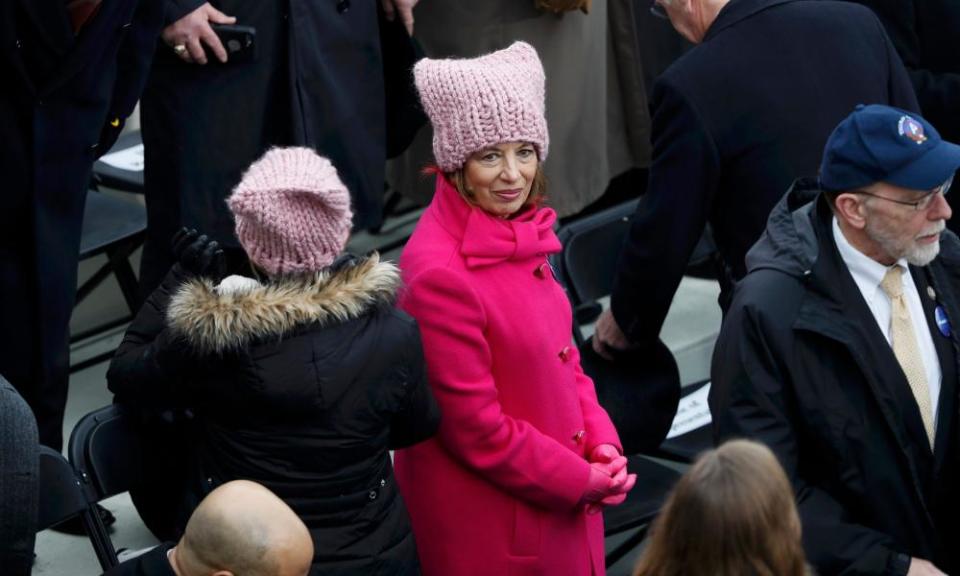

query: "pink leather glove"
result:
(581, 464), (613, 506)
(589, 443), (622, 464)
(598, 473), (637, 507)
(591, 455), (628, 480)
(580, 461), (633, 514)
(586, 444), (636, 511)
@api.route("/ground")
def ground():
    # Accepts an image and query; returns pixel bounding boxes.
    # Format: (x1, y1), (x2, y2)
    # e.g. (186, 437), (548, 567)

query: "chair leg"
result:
(106, 241), (143, 313)
(82, 506), (118, 571)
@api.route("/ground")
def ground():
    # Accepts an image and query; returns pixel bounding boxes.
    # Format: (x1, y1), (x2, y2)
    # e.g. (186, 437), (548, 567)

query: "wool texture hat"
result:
(228, 147), (353, 276)
(821, 104), (960, 192)
(414, 41), (549, 172)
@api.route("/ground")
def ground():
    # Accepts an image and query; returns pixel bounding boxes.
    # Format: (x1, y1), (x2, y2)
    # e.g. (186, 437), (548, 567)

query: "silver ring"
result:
(173, 44), (187, 55)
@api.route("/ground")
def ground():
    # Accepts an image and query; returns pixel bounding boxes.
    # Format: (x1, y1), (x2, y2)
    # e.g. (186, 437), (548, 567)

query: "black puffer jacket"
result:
(108, 254), (439, 575)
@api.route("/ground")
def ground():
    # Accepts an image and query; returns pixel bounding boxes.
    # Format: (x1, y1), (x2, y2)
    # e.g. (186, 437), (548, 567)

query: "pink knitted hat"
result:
(414, 41), (549, 172)
(228, 147), (353, 276)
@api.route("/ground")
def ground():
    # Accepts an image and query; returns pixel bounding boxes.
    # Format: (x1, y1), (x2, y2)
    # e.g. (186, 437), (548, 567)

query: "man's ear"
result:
(834, 192), (868, 230)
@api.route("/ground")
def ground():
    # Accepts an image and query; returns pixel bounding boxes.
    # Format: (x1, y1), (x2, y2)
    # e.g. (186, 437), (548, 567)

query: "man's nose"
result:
(931, 190), (952, 221)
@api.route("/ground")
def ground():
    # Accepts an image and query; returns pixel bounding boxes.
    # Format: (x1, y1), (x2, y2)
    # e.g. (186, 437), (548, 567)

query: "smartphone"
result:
(210, 24), (256, 64)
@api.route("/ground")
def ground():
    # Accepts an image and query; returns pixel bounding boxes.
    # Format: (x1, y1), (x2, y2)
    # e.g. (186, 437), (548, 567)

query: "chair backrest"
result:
(68, 404), (142, 504)
(554, 199), (639, 309)
(37, 446), (118, 569)
(553, 199), (723, 311)
(37, 446), (94, 529)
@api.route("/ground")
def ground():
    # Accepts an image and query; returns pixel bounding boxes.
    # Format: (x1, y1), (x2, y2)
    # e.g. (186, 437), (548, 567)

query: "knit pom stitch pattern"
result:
(228, 147), (353, 276)
(414, 41), (549, 172)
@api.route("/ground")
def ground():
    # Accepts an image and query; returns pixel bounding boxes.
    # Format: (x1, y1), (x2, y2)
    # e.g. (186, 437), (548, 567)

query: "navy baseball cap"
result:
(820, 104), (960, 192)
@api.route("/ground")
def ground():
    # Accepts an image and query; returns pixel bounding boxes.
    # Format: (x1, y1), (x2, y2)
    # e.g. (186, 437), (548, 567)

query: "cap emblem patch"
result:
(898, 115), (927, 145)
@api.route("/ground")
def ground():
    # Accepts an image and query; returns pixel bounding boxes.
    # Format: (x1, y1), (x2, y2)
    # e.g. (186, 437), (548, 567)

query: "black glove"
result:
(171, 228), (226, 281)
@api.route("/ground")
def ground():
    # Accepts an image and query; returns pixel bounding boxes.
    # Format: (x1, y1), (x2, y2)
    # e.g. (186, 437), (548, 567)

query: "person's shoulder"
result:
(729, 268), (806, 323)
(777, 0), (884, 33)
(400, 221), (462, 278)
(403, 264), (473, 298)
(799, 0), (878, 18)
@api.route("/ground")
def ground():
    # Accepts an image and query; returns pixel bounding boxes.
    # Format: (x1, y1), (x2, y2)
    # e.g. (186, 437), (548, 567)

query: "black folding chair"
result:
(68, 404), (142, 509)
(37, 446), (117, 570)
(71, 190), (147, 372)
(66, 403), (144, 569)
(554, 199), (722, 344)
(554, 200), (639, 346)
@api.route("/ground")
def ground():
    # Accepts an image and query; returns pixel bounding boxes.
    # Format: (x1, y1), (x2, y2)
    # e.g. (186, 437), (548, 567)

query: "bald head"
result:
(171, 480), (313, 576)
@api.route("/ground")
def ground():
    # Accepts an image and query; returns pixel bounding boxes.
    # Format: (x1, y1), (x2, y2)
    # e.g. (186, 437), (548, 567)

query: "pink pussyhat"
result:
(414, 41), (549, 172)
(228, 147), (353, 276)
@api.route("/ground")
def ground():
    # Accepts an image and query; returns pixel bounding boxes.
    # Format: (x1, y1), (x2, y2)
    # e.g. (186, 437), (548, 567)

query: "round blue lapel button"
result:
(935, 305), (952, 338)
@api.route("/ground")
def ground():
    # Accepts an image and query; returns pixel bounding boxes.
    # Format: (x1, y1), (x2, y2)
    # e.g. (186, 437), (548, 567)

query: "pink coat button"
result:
(558, 346), (572, 362)
(534, 262), (549, 278)
(573, 430), (585, 444)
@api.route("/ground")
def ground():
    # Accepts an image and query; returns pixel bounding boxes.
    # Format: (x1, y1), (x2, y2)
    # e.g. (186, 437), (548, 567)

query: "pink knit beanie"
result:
(414, 41), (549, 172)
(228, 147), (353, 276)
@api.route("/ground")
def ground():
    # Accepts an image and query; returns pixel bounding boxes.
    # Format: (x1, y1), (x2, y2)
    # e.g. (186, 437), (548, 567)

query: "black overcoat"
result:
(107, 254), (439, 575)
(711, 180), (960, 575)
(846, 0), (960, 143)
(0, 0), (163, 448)
(138, 0), (386, 295)
(609, 0), (920, 347)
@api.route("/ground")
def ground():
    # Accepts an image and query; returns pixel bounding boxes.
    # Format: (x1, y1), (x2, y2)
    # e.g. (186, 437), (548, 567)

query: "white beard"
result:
(865, 217), (944, 267)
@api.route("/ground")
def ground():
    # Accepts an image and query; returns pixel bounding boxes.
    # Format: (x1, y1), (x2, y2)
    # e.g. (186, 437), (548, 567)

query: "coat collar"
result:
(166, 254), (400, 354)
(704, 0), (803, 42)
(430, 175), (561, 269)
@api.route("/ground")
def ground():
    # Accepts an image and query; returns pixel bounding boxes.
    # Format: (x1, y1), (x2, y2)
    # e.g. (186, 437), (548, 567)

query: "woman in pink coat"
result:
(394, 42), (637, 576)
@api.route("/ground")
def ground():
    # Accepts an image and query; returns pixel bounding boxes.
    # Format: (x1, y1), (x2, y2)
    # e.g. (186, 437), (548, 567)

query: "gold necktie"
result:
(880, 266), (935, 448)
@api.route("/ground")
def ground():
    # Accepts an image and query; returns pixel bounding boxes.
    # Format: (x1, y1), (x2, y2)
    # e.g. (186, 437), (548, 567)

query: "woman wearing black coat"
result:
(108, 147), (439, 575)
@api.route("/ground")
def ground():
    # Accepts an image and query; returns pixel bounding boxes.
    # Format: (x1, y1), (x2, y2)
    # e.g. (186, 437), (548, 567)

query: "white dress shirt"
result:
(833, 217), (941, 426)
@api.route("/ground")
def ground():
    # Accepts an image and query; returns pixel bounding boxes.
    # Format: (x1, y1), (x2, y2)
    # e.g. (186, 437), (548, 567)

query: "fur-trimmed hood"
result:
(167, 254), (401, 353)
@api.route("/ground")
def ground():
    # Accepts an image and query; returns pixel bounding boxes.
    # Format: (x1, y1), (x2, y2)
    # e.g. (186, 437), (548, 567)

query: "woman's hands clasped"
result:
(581, 444), (637, 515)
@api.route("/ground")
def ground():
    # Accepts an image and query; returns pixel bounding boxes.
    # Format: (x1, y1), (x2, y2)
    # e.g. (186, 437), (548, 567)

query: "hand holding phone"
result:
(210, 24), (257, 64)
(162, 2), (236, 65)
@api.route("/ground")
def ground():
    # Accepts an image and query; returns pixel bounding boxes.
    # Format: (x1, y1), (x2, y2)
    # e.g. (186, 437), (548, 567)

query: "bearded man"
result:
(710, 104), (960, 576)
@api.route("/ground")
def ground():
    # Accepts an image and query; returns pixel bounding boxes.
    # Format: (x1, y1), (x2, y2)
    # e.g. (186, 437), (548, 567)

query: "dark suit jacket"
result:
(610, 0), (919, 345)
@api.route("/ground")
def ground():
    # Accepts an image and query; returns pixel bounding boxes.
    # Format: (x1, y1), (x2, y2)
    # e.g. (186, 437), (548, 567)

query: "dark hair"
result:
(633, 440), (808, 576)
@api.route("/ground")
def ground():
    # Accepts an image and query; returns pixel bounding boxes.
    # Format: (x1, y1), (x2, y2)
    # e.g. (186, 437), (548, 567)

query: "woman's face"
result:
(463, 141), (539, 218)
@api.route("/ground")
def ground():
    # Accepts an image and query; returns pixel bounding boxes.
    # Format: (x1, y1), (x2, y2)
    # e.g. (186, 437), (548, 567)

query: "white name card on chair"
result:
(666, 382), (712, 439)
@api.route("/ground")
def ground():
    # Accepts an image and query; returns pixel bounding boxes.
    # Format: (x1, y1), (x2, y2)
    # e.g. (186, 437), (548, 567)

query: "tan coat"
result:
(387, 0), (651, 217)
